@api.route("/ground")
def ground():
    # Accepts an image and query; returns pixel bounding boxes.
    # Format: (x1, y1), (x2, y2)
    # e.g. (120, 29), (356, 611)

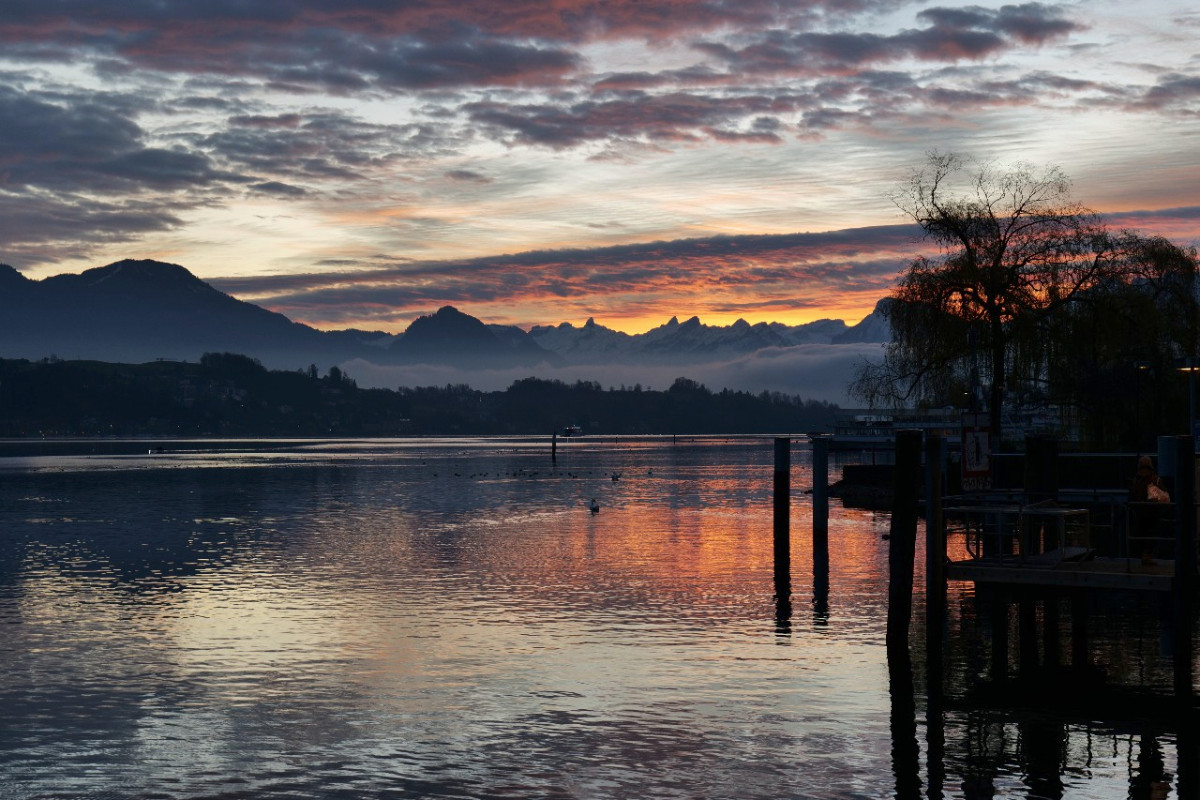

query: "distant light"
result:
(1175, 356), (1200, 372)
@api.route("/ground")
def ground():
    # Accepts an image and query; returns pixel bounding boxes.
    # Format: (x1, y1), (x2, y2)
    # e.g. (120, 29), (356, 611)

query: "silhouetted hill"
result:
(389, 306), (560, 367)
(833, 299), (894, 343)
(0, 357), (838, 437)
(0, 259), (376, 369)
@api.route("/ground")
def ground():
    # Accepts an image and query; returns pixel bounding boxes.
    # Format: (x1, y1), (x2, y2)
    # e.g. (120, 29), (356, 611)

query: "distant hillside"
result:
(0, 260), (382, 369)
(389, 305), (561, 368)
(0, 356), (839, 437)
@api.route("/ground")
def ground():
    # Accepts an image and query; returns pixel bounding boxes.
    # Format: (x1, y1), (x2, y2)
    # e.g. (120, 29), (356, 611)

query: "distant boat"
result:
(589, 498), (600, 513)
(563, 425), (583, 437)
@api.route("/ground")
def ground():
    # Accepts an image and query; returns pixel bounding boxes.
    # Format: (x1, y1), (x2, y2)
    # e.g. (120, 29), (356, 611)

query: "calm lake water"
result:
(0, 436), (1190, 799)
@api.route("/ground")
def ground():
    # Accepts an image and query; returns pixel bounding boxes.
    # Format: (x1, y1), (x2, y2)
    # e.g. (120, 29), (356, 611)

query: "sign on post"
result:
(961, 412), (991, 491)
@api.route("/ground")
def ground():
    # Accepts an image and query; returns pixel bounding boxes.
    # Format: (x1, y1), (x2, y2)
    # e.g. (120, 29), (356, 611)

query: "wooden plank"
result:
(946, 558), (1175, 592)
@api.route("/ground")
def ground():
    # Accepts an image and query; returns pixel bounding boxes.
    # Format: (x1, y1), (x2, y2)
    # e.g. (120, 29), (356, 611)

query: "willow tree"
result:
(1037, 234), (1199, 447)
(852, 153), (1114, 442)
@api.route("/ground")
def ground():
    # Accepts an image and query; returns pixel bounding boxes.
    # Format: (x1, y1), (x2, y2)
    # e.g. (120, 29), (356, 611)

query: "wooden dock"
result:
(945, 554), (1175, 592)
(916, 432), (1199, 701)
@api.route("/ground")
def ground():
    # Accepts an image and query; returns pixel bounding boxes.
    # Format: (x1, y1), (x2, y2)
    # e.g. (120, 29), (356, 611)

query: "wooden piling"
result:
(1018, 593), (1038, 675)
(887, 429), (921, 653)
(1071, 592), (1089, 671)
(924, 434), (946, 671)
(887, 645), (922, 800)
(990, 595), (1010, 681)
(1173, 434), (1196, 698)
(1043, 596), (1061, 671)
(923, 433), (946, 799)
(1179, 721), (1199, 800)
(812, 434), (830, 616)
(773, 437), (791, 596)
(551, 432), (557, 462)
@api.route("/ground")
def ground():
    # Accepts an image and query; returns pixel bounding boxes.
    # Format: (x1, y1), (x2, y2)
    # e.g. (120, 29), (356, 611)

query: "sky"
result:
(2, 0), (1199, 335)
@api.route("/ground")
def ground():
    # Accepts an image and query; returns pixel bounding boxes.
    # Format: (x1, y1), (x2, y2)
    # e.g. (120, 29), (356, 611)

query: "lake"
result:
(0, 436), (1189, 798)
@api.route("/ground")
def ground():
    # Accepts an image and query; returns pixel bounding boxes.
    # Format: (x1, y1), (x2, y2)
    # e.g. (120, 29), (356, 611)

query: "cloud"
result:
(465, 91), (810, 148)
(0, 85), (229, 192)
(0, 2), (904, 56)
(250, 180), (308, 196)
(197, 110), (447, 183)
(0, 190), (185, 265)
(0, 83), (256, 263)
(206, 226), (918, 330)
(2, 0), (1195, 310)
(444, 169), (493, 183)
(701, 3), (1079, 78)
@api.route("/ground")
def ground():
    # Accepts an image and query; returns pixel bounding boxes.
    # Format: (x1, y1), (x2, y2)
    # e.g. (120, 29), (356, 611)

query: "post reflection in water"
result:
(0, 436), (1194, 799)
(910, 575), (1199, 800)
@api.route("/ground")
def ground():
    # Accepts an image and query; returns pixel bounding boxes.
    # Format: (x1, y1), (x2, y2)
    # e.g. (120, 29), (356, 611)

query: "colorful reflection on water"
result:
(0, 437), (1191, 798)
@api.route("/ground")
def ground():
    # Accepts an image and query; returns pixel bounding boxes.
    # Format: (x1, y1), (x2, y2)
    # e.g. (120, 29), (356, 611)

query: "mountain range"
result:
(0, 259), (890, 397)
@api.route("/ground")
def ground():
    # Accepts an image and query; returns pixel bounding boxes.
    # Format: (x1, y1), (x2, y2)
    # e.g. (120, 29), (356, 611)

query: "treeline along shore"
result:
(0, 353), (838, 438)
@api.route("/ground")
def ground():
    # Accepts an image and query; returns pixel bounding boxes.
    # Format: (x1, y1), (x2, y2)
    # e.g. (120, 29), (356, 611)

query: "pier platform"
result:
(945, 554), (1175, 592)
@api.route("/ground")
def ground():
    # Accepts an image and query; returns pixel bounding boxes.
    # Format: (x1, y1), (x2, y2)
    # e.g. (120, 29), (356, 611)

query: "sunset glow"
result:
(2, 1), (1198, 333)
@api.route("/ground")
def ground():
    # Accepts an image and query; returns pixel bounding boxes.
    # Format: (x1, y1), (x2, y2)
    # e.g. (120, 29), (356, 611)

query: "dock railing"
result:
(944, 497), (1092, 568)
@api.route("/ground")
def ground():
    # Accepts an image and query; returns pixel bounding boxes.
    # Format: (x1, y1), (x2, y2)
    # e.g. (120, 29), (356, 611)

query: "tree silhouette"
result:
(851, 153), (1194, 446)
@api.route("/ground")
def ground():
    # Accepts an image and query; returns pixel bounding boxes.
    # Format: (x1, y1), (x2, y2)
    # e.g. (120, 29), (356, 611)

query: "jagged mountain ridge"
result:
(0, 259), (890, 370)
(527, 304), (890, 364)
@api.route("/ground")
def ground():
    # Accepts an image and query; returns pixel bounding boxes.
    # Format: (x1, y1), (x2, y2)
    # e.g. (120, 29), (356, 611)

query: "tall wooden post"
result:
(923, 433), (946, 800)
(991, 595), (1010, 682)
(552, 432), (557, 463)
(888, 429), (922, 654)
(925, 433), (946, 664)
(812, 434), (830, 621)
(1018, 592), (1039, 675)
(1071, 592), (1089, 671)
(1042, 596), (1061, 672)
(1173, 435), (1196, 699)
(774, 437), (791, 599)
(887, 430), (922, 800)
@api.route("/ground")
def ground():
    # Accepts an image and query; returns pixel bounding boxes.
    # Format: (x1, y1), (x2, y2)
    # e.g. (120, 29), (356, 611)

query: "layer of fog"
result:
(343, 342), (886, 406)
